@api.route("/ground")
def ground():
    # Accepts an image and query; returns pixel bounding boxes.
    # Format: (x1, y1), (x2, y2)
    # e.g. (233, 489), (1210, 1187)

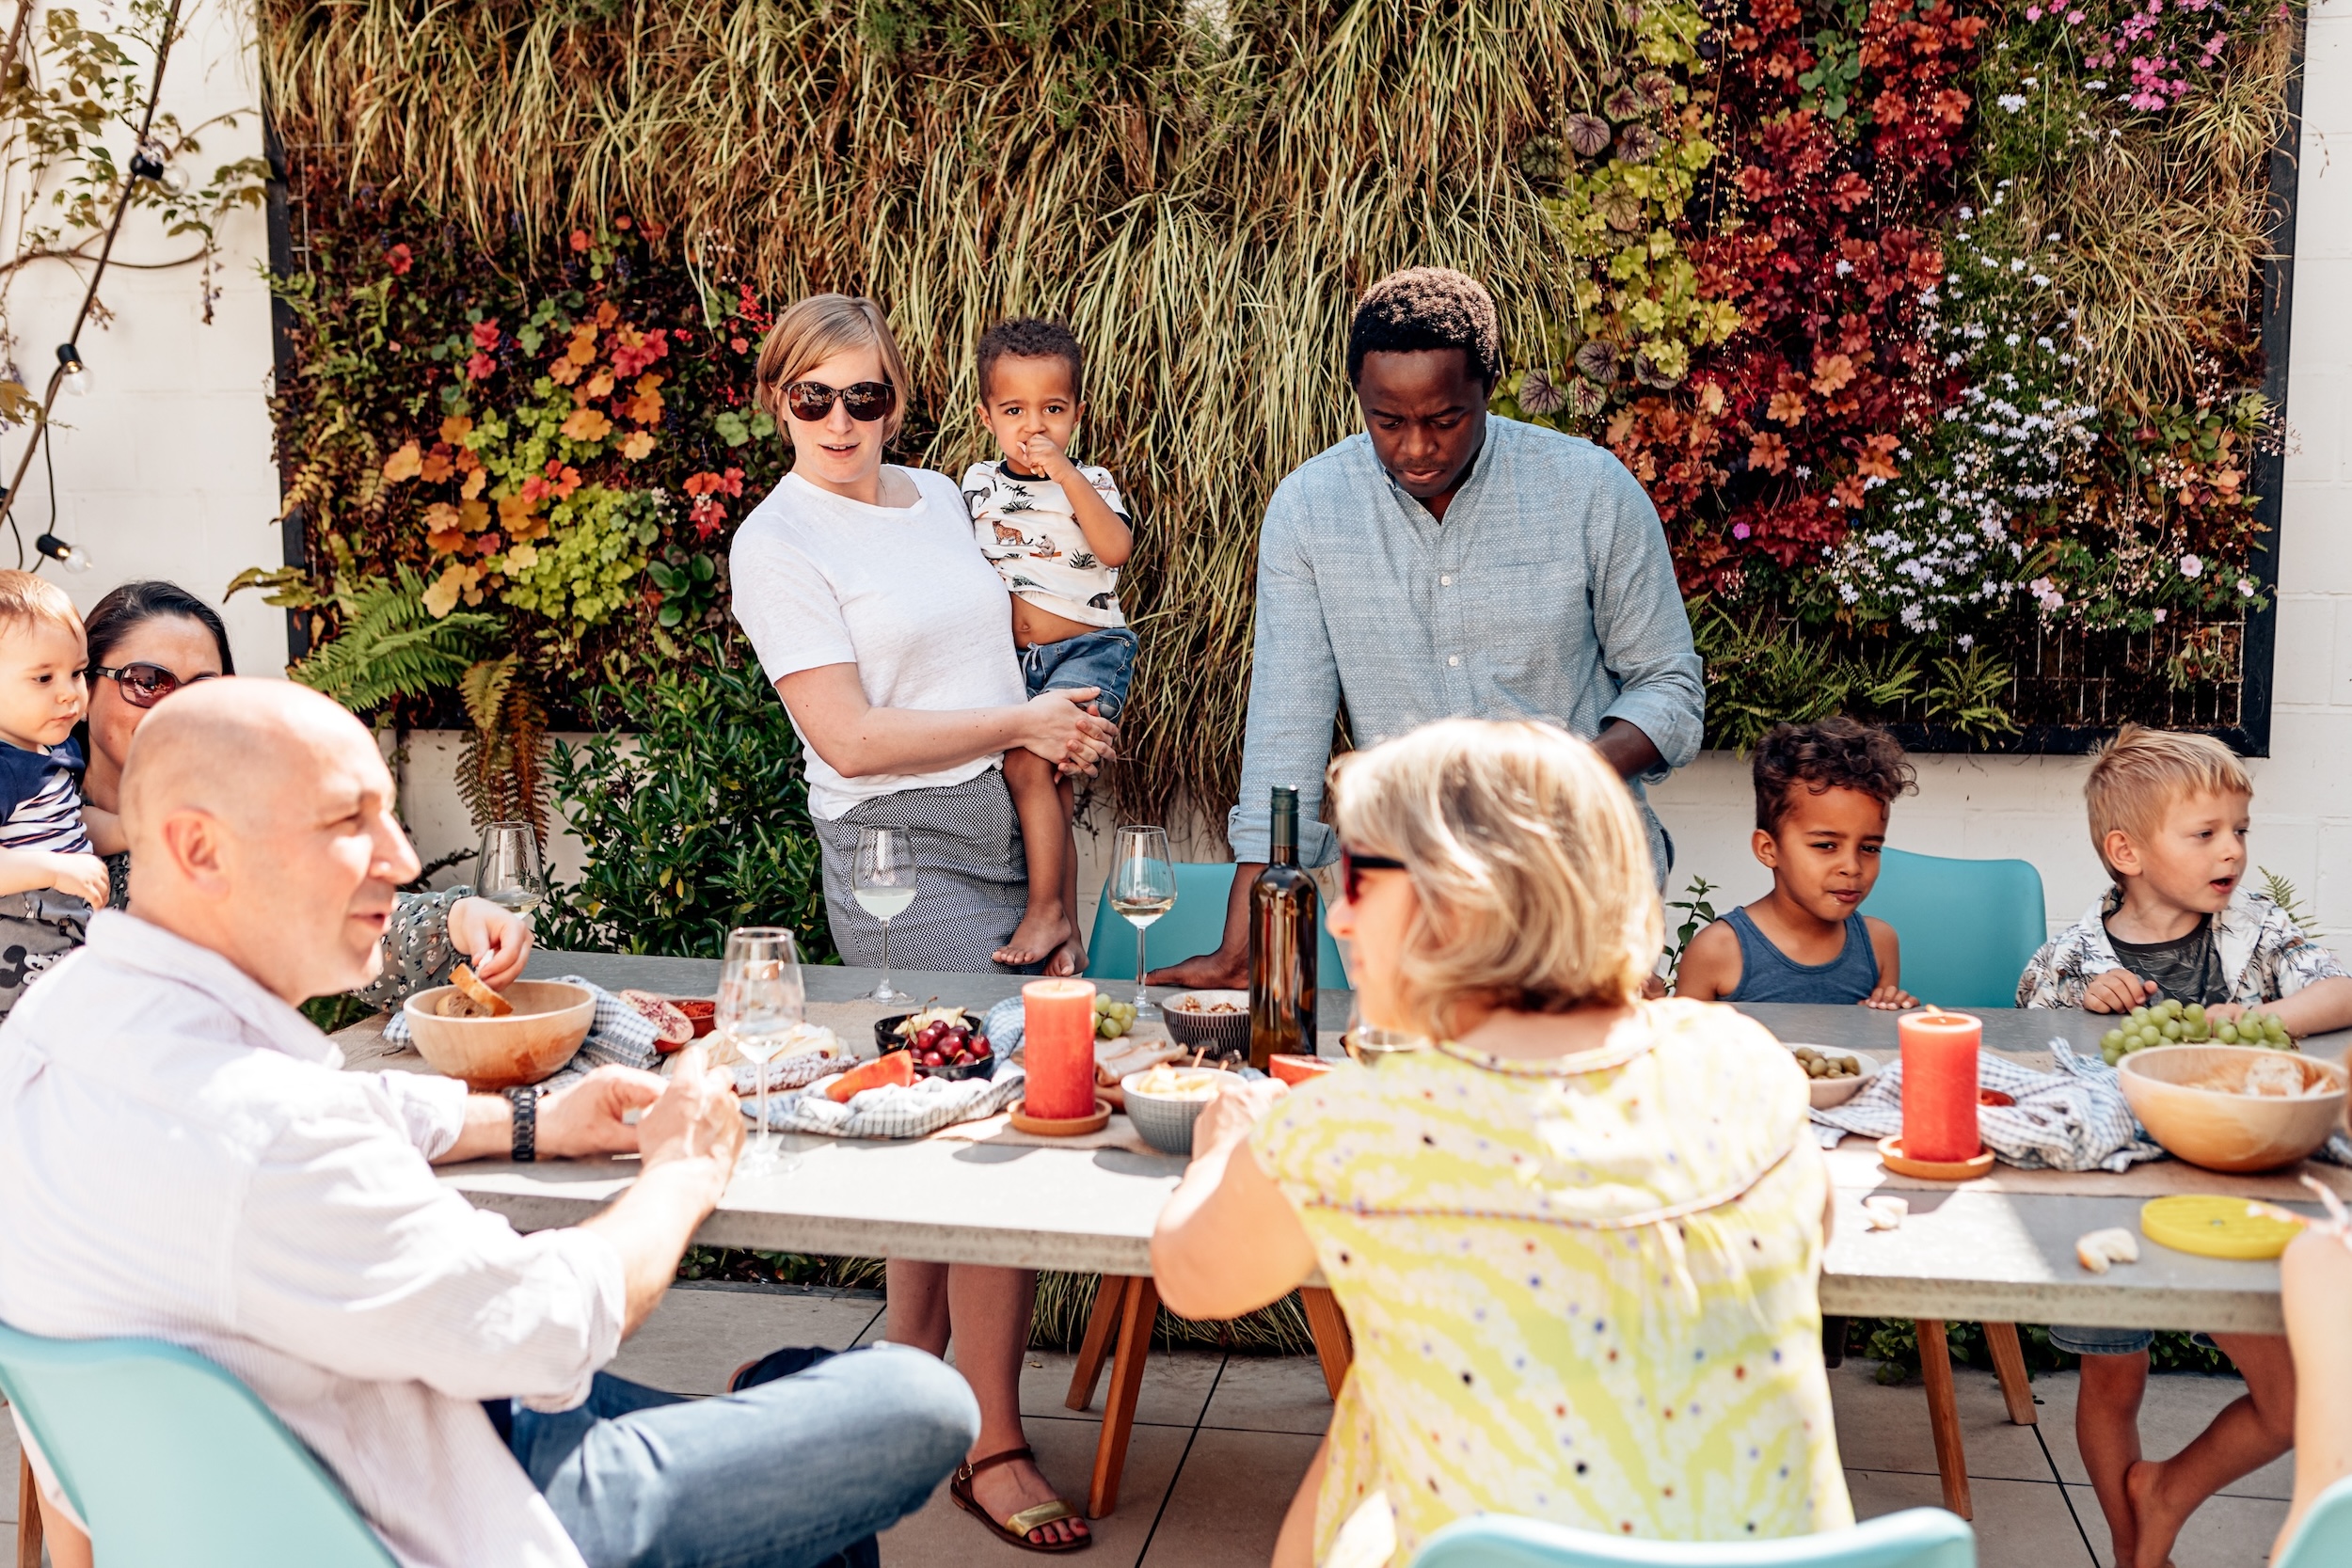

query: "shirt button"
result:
(1440, 574), (1454, 586)
(1448, 655), (1461, 667)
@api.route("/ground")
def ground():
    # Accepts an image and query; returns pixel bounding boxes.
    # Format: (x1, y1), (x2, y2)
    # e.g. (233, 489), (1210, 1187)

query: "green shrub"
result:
(540, 639), (835, 961)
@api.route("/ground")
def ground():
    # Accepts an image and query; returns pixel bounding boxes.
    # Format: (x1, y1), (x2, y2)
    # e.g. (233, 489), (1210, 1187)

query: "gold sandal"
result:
(948, 1446), (1092, 1554)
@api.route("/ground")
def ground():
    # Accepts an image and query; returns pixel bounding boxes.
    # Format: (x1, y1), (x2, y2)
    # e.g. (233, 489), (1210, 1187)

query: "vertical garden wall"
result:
(246, 0), (2302, 948)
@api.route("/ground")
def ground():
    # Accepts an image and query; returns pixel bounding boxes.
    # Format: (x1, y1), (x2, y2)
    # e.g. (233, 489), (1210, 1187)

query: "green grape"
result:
(2160, 1020), (2185, 1041)
(2103, 1046), (2124, 1067)
(2129, 1006), (2152, 1026)
(2184, 1003), (2206, 1027)
(2161, 998), (2183, 1021)
(2102, 1028), (2127, 1052)
(2217, 1022), (2239, 1044)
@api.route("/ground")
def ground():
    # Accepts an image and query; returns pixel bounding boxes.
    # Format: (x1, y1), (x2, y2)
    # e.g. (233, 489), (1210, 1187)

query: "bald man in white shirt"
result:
(0, 679), (976, 1568)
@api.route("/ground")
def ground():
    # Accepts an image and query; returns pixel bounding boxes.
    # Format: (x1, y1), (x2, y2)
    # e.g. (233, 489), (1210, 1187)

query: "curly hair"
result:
(977, 317), (1086, 404)
(1752, 718), (1917, 832)
(1345, 266), (1502, 388)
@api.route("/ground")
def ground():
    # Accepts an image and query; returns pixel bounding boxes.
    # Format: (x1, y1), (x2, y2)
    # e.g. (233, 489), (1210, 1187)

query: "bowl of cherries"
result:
(876, 1006), (995, 1081)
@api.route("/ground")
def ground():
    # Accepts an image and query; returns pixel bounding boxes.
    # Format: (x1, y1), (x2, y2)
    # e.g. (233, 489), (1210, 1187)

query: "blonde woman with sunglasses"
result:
(1152, 718), (1849, 1567)
(728, 294), (1118, 1553)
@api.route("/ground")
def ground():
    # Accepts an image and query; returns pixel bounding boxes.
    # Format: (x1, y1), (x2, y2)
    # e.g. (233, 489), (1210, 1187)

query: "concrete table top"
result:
(421, 956), (2345, 1332)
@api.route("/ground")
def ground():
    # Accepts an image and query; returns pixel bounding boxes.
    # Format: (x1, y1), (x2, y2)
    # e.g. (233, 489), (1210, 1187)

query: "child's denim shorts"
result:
(1019, 626), (1136, 721)
(2047, 1324), (2219, 1356)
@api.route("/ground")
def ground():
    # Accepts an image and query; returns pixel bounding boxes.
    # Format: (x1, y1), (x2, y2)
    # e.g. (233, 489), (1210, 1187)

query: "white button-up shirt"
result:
(0, 911), (624, 1568)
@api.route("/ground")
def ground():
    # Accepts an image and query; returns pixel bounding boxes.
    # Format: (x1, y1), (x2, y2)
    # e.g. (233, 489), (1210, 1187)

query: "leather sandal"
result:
(949, 1446), (1092, 1553)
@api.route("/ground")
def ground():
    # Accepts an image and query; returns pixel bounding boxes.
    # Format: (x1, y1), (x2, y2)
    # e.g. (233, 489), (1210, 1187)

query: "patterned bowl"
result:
(1161, 991), (1249, 1059)
(1120, 1067), (1234, 1157)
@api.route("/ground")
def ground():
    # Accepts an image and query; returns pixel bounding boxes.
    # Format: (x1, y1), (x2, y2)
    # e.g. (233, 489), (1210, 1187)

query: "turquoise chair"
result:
(0, 1321), (395, 1566)
(1864, 847), (2046, 1009)
(1085, 861), (1350, 986)
(1409, 1508), (1974, 1568)
(2277, 1474), (2352, 1568)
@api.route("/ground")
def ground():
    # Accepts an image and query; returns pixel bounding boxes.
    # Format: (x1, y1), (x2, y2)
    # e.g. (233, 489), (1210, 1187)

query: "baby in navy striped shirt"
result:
(0, 571), (112, 911)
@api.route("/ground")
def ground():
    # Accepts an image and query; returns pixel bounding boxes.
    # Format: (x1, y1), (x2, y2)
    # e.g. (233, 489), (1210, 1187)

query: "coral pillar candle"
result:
(1023, 979), (1099, 1120)
(1899, 1009), (1983, 1163)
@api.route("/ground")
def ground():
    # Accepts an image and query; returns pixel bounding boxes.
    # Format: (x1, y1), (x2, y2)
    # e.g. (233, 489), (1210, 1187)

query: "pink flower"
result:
(2153, 609), (2168, 624)
(466, 351), (496, 381)
(470, 321), (500, 350)
(2179, 554), (2203, 578)
(1732, 522), (1752, 540)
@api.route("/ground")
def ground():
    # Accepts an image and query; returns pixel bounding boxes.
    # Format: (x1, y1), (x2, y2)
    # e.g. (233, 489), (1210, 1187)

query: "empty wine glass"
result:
(1109, 825), (1175, 1022)
(719, 927), (804, 1176)
(476, 821), (547, 927)
(853, 827), (916, 1004)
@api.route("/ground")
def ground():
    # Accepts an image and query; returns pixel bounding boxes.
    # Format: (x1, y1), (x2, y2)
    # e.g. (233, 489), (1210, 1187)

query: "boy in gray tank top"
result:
(1675, 718), (1919, 1007)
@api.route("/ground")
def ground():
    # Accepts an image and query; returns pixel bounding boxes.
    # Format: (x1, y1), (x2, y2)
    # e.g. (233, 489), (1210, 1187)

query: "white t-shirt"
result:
(731, 468), (1026, 821)
(961, 461), (1129, 628)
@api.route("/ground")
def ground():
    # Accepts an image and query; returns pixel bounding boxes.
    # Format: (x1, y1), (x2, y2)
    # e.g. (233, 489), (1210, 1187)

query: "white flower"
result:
(2237, 577), (2256, 597)
(2031, 274), (2050, 287)
(1959, 205), (1975, 219)
(2086, 78), (2106, 89)
(1997, 92), (2028, 111)
(1959, 634), (1976, 650)
(2153, 609), (2168, 624)
(1836, 260), (1854, 277)
(2179, 554), (2204, 578)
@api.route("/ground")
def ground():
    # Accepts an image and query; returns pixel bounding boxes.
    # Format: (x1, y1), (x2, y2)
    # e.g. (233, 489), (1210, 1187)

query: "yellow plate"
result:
(2139, 1195), (2304, 1260)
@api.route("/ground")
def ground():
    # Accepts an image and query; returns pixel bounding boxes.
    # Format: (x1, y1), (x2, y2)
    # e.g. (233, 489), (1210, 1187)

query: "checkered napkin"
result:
(1808, 1039), (2165, 1172)
(383, 975), (662, 1075)
(750, 1053), (1028, 1138)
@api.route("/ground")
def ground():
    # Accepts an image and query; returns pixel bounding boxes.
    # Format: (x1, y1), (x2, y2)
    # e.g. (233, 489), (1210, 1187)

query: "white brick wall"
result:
(31, 0), (2352, 958)
(3, 0), (284, 676)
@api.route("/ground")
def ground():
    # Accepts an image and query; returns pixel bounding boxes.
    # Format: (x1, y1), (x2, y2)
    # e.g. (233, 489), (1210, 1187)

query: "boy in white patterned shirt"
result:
(962, 320), (1135, 974)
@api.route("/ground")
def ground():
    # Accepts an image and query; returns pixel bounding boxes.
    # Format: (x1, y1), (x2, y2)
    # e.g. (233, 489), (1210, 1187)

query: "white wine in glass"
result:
(1109, 825), (1175, 1022)
(476, 821), (547, 923)
(853, 827), (916, 1004)
(719, 927), (804, 1176)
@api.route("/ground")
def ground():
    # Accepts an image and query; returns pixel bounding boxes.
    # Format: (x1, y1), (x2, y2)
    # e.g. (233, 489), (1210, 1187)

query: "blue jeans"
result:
(2047, 1324), (2217, 1356)
(502, 1343), (978, 1568)
(1019, 626), (1137, 720)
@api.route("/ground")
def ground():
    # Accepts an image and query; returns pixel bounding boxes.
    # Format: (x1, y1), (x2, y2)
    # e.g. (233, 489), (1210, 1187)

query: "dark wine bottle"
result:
(1248, 785), (1318, 1070)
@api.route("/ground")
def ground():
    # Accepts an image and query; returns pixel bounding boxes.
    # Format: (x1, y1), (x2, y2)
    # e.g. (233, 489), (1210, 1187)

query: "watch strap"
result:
(506, 1085), (540, 1163)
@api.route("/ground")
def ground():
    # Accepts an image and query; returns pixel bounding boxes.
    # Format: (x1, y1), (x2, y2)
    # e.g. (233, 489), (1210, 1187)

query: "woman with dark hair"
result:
(79, 581), (528, 1004)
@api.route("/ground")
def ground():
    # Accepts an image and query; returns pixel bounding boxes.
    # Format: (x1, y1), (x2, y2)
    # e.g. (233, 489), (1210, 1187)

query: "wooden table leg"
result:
(17, 1451), (43, 1568)
(1984, 1322), (2038, 1426)
(1916, 1319), (1972, 1519)
(1086, 1275), (1157, 1519)
(1066, 1274), (1126, 1412)
(1299, 1286), (1354, 1400)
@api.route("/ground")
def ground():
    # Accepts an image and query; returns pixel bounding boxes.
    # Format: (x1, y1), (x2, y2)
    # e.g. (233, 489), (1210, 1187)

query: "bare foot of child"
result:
(2124, 1457), (2184, 1568)
(1045, 937), (1087, 978)
(993, 907), (1074, 971)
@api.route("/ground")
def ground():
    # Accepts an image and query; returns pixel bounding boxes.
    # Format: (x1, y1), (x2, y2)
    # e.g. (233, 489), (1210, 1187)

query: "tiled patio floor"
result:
(6, 1281), (2290, 1566)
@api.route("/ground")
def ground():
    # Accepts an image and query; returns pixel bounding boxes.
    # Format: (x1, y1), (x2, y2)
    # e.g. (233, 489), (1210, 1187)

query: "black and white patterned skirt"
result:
(813, 769), (1033, 974)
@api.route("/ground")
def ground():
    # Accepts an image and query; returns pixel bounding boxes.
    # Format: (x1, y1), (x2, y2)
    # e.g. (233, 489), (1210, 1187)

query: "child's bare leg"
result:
(2127, 1334), (2295, 1568)
(994, 747), (1074, 970)
(1050, 773), (1086, 975)
(2078, 1351), (2149, 1568)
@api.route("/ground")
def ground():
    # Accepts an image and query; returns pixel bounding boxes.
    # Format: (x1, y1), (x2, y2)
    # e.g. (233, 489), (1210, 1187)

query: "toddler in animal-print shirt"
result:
(961, 319), (1136, 975)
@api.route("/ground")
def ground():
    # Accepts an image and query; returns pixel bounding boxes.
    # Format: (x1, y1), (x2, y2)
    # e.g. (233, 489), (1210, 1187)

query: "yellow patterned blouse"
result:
(1251, 999), (1850, 1565)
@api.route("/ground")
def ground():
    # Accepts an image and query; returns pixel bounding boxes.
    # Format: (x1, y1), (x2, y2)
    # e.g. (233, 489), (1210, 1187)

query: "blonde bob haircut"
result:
(2086, 722), (2252, 880)
(755, 294), (911, 443)
(1329, 718), (1661, 1038)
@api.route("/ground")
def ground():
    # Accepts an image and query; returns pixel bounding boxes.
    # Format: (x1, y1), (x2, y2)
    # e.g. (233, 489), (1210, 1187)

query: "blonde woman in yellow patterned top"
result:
(1152, 718), (1849, 1567)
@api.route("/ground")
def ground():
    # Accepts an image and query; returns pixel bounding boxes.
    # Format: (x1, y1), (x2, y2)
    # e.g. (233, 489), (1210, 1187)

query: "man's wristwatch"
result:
(506, 1085), (542, 1163)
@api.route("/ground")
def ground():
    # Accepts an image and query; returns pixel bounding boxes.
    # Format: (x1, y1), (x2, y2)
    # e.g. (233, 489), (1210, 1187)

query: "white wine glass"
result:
(719, 927), (804, 1176)
(1109, 825), (1175, 1022)
(853, 827), (916, 1004)
(476, 821), (547, 928)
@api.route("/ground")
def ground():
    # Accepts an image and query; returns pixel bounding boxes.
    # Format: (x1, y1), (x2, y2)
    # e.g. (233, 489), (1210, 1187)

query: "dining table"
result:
(337, 953), (2352, 1525)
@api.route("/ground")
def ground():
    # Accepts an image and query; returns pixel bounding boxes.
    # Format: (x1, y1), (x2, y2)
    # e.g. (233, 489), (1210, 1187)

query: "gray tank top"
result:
(1722, 906), (1881, 1005)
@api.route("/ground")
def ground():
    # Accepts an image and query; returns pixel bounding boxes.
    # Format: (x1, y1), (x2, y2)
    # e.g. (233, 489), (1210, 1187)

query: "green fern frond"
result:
(291, 567), (498, 714)
(455, 656), (550, 840)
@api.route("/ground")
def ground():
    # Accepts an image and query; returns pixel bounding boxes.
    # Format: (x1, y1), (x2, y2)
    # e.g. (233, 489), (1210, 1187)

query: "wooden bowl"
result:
(2118, 1045), (2348, 1173)
(402, 979), (596, 1090)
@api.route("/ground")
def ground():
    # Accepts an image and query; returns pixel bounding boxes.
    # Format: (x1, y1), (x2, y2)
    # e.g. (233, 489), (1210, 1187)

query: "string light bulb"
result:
(34, 535), (91, 575)
(129, 143), (187, 195)
(54, 344), (90, 398)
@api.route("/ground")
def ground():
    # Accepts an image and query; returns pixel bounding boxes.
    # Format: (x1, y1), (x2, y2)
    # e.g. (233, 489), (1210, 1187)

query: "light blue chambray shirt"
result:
(1225, 415), (1704, 883)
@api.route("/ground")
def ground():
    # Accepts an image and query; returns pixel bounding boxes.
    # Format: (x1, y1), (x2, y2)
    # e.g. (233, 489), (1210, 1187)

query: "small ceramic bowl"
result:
(876, 1010), (993, 1081)
(403, 979), (595, 1090)
(2119, 1045), (2348, 1173)
(1120, 1067), (1234, 1156)
(1788, 1044), (1877, 1109)
(874, 1009), (984, 1053)
(1161, 991), (1249, 1058)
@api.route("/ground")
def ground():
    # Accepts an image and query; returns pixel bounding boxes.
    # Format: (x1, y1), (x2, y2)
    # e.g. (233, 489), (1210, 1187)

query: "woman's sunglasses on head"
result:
(93, 662), (218, 710)
(1341, 846), (1406, 902)
(783, 379), (898, 423)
